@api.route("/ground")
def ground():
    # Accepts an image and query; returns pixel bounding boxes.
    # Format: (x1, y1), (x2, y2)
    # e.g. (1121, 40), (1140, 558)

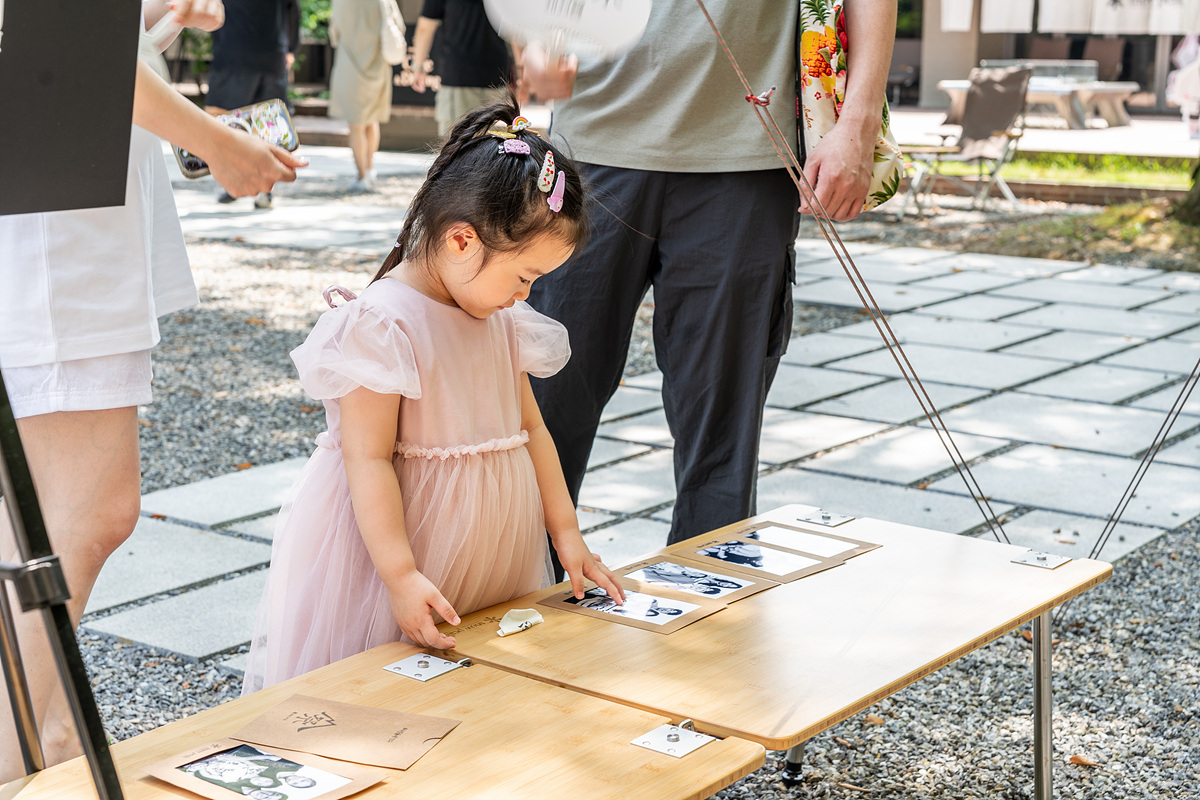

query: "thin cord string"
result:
(694, 0), (1010, 542)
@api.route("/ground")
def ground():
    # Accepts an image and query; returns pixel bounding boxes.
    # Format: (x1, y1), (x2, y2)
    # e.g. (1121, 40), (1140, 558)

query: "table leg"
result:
(780, 742), (805, 786)
(1033, 611), (1053, 800)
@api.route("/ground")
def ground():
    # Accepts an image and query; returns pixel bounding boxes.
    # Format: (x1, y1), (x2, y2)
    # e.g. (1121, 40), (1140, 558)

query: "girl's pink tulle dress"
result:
(241, 277), (569, 694)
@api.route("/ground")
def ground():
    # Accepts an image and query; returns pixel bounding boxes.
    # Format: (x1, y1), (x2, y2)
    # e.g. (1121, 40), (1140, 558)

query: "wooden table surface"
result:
(444, 505), (1112, 750)
(1, 642), (763, 800)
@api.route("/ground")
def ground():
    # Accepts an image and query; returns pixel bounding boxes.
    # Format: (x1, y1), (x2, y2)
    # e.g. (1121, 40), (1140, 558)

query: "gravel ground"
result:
(70, 185), (1197, 796)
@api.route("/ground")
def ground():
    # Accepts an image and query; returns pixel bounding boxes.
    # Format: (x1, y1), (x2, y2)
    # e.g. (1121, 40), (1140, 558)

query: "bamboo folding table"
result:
(0, 641), (763, 800)
(443, 504), (1112, 800)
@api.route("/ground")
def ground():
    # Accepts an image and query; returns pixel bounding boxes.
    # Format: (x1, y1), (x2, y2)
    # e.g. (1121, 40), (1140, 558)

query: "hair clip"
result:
(537, 152), (555, 193)
(509, 116), (531, 133)
(547, 170), (566, 213)
(502, 139), (531, 155)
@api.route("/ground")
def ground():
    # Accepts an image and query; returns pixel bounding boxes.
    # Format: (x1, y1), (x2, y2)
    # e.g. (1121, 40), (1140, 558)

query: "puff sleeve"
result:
(510, 301), (571, 378)
(290, 300), (422, 400)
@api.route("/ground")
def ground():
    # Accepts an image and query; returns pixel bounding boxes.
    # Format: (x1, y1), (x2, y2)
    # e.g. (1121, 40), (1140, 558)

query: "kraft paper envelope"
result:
(232, 694), (461, 770)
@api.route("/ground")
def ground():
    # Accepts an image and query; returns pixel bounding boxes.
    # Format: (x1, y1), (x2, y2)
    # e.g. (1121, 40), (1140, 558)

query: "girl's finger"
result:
(569, 569), (585, 599)
(434, 597), (460, 627)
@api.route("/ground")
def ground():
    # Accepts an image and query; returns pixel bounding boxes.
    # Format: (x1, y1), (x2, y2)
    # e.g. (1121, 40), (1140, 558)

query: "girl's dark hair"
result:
(372, 93), (587, 282)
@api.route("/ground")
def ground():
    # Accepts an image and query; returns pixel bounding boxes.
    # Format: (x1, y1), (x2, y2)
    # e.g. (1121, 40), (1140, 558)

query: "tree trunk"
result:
(1173, 156), (1200, 225)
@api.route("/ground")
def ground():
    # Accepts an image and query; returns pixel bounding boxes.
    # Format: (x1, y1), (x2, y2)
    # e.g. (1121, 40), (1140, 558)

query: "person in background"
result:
(0, 0), (305, 780)
(329, 0), (392, 192)
(519, 0), (895, 555)
(206, 0), (301, 209)
(409, 0), (511, 137)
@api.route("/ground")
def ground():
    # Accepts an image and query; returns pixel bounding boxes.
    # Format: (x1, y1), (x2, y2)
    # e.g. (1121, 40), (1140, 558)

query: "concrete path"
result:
(80, 145), (1200, 673)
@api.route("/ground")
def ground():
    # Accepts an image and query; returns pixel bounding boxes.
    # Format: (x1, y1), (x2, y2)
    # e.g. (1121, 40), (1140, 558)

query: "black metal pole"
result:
(0, 371), (125, 798)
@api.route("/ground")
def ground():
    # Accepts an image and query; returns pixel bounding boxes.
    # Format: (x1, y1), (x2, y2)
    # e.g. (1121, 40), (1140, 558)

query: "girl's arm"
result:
(131, 58), (306, 197)
(521, 375), (625, 603)
(340, 387), (461, 649)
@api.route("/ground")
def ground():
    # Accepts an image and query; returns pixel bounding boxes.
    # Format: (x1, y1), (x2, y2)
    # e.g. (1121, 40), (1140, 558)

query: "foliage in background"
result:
(932, 153), (1191, 188)
(896, 0), (922, 38)
(301, 0), (332, 43)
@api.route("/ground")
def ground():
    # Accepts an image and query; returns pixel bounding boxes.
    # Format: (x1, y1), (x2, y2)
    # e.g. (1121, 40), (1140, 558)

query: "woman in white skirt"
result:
(0, 0), (305, 780)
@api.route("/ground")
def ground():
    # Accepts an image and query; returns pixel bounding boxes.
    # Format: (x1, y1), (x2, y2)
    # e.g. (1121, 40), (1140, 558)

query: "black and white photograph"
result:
(694, 540), (824, 580)
(623, 560), (753, 598)
(742, 525), (860, 558)
(179, 744), (350, 800)
(565, 587), (699, 625)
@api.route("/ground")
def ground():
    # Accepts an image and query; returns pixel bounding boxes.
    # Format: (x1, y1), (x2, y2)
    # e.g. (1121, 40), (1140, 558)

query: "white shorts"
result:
(2, 350), (153, 419)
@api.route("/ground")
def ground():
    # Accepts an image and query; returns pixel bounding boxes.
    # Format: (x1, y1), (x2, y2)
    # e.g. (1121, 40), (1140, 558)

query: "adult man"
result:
(409, 0), (511, 136)
(206, 0), (300, 208)
(521, 0), (895, 547)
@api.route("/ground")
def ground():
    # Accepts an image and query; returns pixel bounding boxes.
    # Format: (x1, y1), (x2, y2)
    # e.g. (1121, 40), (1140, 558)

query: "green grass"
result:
(931, 153), (1192, 188)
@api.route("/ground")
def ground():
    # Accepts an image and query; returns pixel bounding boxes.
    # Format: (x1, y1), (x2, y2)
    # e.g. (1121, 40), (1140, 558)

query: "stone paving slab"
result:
(913, 294), (1046, 321)
(600, 385), (662, 423)
(87, 519), (270, 613)
(826, 342), (1065, 390)
(1139, 292), (1200, 316)
(599, 408), (674, 446)
(1124, 382), (1200, 416)
(907, 270), (1027, 293)
(831, 313), (1050, 351)
(758, 409), (890, 465)
(582, 517), (671, 569)
(927, 444), (1200, 529)
(807, 380), (991, 424)
(796, 279), (964, 313)
(1000, 304), (1198, 339)
(226, 514), (279, 542)
(1102, 338), (1200, 374)
(792, 258), (956, 283)
(766, 363), (887, 409)
(1055, 264), (1166, 285)
(1018, 363), (1179, 405)
(781, 332), (883, 366)
(932, 252), (1085, 278)
(175, 198), (402, 250)
(994, 509), (1167, 562)
(142, 458), (307, 525)
(588, 438), (655, 470)
(793, 238), (890, 263)
(622, 371), (663, 390)
(85, 571), (268, 660)
(577, 449), (676, 514)
(1152, 435), (1200, 469)
(991, 278), (1168, 309)
(928, 392), (1200, 457)
(1172, 326), (1200, 342)
(803, 426), (1010, 484)
(756, 468), (1014, 536)
(1132, 271), (1200, 293)
(996, 331), (1145, 363)
(578, 509), (617, 531)
(836, 246), (957, 266)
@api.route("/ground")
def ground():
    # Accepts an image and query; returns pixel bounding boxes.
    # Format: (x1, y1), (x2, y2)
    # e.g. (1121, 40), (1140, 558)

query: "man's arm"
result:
(410, 16), (441, 92)
(798, 0), (897, 222)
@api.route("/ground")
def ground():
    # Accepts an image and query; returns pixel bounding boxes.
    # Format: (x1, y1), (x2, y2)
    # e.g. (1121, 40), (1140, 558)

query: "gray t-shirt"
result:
(551, 0), (799, 173)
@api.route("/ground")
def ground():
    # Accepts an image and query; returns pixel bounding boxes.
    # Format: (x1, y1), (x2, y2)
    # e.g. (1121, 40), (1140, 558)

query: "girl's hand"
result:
(169, 0), (225, 31)
(552, 530), (626, 604)
(206, 129), (307, 198)
(388, 570), (461, 650)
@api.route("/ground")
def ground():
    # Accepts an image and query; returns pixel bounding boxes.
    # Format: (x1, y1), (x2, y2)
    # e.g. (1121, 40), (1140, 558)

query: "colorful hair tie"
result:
(547, 170), (566, 213)
(537, 152), (556, 193)
(502, 139), (531, 155)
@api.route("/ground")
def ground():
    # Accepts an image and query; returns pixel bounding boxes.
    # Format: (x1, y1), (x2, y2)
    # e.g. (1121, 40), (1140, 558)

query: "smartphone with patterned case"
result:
(172, 98), (299, 179)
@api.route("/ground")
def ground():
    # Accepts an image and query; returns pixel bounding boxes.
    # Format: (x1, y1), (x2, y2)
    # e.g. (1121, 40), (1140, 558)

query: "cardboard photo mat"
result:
(538, 579), (724, 634)
(232, 694), (460, 771)
(733, 521), (881, 561)
(665, 534), (843, 583)
(616, 555), (778, 603)
(145, 738), (385, 800)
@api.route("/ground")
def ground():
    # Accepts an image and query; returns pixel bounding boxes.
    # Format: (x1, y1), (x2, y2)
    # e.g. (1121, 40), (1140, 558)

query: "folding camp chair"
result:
(899, 65), (1033, 219)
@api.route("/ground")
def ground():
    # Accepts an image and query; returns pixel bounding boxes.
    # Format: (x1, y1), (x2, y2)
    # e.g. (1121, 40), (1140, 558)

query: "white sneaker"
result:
(348, 177), (374, 193)
(253, 192), (273, 209)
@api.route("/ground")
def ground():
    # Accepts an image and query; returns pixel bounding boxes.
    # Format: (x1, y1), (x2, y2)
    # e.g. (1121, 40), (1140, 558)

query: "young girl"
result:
(242, 97), (624, 693)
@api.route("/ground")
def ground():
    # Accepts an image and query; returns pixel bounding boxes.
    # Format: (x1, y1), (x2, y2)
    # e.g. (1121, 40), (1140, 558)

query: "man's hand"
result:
(169, 0), (224, 31)
(520, 42), (578, 101)
(797, 116), (876, 222)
